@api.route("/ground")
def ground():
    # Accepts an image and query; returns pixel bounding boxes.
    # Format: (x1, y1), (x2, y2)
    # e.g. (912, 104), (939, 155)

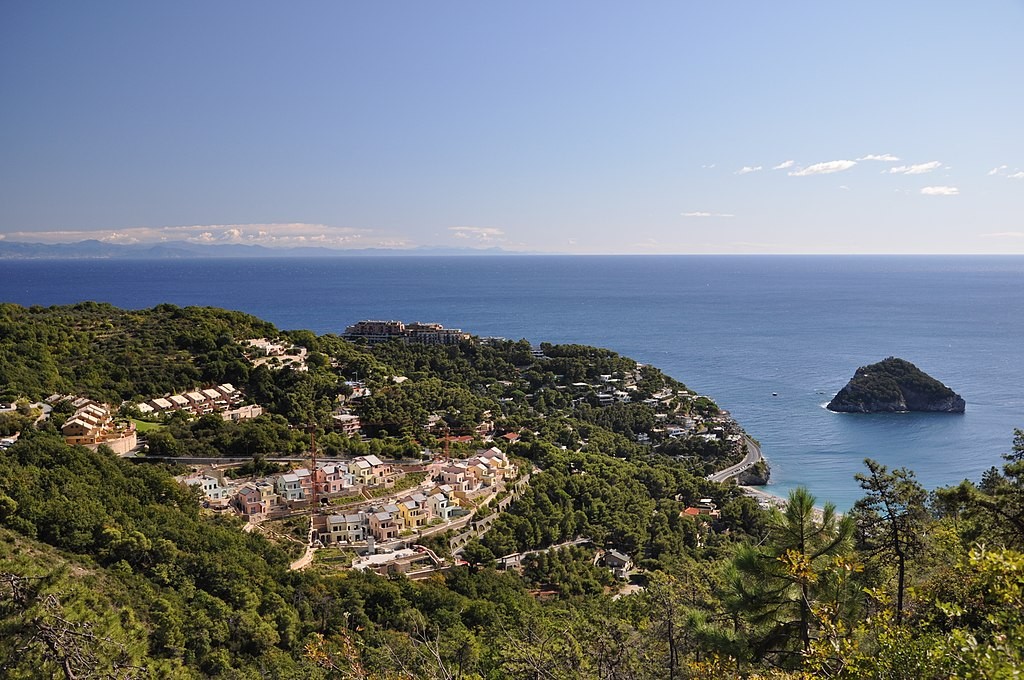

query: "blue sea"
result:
(3, 255), (1023, 509)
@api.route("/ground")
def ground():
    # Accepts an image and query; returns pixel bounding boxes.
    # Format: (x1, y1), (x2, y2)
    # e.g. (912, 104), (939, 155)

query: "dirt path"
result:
(289, 523), (318, 570)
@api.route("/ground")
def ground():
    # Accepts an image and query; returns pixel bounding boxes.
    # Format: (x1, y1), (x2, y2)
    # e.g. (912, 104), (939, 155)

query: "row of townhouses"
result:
(315, 484), (466, 544)
(57, 397), (138, 454)
(274, 454), (397, 503)
(438, 447), (512, 492)
(137, 384), (251, 419)
(185, 454), (397, 515)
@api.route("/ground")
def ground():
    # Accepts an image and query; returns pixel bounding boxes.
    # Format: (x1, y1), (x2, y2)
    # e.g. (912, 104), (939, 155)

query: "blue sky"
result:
(2, 1), (1023, 254)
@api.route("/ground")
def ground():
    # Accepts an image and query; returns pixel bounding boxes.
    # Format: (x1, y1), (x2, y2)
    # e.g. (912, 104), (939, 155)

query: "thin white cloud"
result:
(448, 226), (505, 241)
(370, 239), (414, 248)
(626, 238), (791, 254)
(681, 211), (735, 218)
(772, 160), (795, 170)
(888, 161), (942, 175)
(731, 241), (788, 250)
(735, 165), (762, 175)
(857, 153), (900, 162)
(983, 231), (1024, 238)
(789, 160), (857, 176)
(1, 223), (384, 248)
(987, 165), (1024, 179)
(921, 186), (959, 196)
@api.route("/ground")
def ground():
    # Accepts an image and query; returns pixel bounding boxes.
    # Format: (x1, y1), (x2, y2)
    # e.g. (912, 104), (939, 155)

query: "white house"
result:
(276, 473), (304, 502)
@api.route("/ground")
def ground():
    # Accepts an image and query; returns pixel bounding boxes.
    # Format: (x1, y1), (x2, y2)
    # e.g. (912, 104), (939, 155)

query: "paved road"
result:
(706, 439), (828, 517)
(33, 402), (52, 425)
(126, 453), (436, 466)
(0, 401), (51, 426)
(707, 435), (762, 483)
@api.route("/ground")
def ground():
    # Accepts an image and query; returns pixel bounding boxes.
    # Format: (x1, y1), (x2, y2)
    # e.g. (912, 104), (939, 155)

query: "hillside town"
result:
(17, 323), (749, 584)
(179, 446), (523, 576)
(10, 304), (999, 679)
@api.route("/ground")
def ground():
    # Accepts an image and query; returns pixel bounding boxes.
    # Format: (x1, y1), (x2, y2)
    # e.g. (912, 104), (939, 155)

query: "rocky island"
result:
(827, 357), (965, 413)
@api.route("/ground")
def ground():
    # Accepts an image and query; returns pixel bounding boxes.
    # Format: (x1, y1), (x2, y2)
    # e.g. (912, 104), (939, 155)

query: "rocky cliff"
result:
(736, 459), (770, 486)
(827, 357), (965, 413)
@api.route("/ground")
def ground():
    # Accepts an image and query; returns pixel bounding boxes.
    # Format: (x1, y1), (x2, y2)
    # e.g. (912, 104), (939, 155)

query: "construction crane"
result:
(306, 421), (319, 508)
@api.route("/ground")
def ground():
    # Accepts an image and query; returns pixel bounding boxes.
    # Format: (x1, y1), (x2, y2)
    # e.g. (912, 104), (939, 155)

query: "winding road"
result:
(706, 436), (827, 516)
(706, 435), (762, 484)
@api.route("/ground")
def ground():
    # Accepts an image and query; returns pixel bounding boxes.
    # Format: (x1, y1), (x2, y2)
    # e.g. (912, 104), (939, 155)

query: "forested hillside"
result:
(0, 302), (275, 403)
(1, 303), (1022, 678)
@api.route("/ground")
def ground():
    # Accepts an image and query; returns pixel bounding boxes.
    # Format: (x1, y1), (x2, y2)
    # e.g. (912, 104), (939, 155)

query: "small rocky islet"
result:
(827, 357), (965, 413)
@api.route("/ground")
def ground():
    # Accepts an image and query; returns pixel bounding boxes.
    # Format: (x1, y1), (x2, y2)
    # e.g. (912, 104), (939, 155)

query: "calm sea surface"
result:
(3, 255), (1022, 509)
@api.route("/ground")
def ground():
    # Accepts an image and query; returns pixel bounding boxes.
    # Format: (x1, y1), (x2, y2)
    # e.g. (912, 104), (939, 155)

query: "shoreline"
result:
(707, 430), (829, 515)
(737, 484), (787, 509)
(738, 484), (830, 518)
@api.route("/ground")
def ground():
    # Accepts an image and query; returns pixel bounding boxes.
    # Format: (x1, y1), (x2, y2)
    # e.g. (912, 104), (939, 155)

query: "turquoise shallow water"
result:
(4, 254), (1023, 509)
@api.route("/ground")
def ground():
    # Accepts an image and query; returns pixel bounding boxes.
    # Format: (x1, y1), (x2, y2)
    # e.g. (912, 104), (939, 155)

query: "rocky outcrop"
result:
(736, 460), (770, 486)
(827, 357), (965, 413)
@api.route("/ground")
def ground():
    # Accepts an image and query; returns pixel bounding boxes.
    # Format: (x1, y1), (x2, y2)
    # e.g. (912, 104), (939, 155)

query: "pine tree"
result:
(940, 428), (1024, 548)
(728, 487), (855, 667)
(852, 458), (928, 624)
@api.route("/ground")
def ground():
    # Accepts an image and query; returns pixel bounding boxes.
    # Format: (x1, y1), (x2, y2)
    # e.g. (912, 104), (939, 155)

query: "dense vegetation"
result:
(1, 304), (1022, 678)
(0, 302), (275, 403)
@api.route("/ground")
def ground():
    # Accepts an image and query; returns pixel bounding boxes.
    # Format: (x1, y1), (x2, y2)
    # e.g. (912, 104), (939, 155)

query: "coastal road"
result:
(706, 435), (762, 484)
(705, 436), (829, 517)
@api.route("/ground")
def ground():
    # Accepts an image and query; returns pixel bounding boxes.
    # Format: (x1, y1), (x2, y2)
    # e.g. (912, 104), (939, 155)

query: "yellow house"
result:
(397, 499), (428, 528)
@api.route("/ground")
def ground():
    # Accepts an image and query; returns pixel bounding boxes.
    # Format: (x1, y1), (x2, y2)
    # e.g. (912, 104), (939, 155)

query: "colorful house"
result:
(368, 511), (401, 541)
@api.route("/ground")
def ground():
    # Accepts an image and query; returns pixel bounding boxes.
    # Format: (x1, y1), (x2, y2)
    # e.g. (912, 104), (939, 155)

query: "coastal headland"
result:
(2, 302), (1020, 677)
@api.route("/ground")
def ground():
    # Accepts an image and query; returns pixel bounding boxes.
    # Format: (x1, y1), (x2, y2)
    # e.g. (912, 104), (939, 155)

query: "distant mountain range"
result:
(0, 240), (528, 259)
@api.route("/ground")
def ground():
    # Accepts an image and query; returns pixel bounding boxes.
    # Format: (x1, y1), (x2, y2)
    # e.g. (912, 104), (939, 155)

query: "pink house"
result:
(440, 465), (470, 492)
(235, 484), (265, 516)
(234, 481), (278, 516)
(368, 511), (400, 541)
